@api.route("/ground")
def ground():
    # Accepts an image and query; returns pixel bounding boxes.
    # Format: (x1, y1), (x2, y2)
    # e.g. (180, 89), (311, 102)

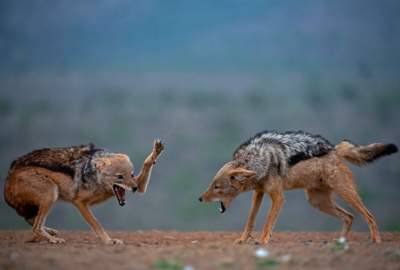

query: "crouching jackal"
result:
(199, 130), (397, 244)
(4, 140), (164, 244)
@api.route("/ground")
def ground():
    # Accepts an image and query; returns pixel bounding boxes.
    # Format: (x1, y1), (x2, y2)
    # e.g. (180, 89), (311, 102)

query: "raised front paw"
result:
(105, 238), (124, 245)
(151, 139), (165, 162)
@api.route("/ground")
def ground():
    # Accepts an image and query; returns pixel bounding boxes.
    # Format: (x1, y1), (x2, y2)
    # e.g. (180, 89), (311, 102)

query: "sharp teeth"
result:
(219, 202), (226, 213)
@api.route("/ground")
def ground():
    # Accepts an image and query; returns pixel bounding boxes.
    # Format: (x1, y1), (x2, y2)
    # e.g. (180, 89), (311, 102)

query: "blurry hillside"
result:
(0, 0), (399, 231)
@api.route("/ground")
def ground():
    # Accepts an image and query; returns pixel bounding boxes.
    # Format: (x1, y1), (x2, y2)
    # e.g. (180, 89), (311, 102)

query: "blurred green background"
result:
(0, 0), (399, 232)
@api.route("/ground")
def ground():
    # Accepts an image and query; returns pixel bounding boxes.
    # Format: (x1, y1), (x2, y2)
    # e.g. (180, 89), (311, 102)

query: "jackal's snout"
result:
(199, 161), (257, 214)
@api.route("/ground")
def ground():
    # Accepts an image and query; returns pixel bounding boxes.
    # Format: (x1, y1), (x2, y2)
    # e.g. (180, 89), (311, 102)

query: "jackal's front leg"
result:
(74, 201), (123, 244)
(234, 190), (264, 244)
(259, 191), (285, 245)
(135, 139), (164, 193)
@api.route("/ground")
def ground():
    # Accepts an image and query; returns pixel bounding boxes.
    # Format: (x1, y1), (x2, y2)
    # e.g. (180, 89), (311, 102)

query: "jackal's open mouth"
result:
(112, 184), (126, 206)
(218, 201), (226, 214)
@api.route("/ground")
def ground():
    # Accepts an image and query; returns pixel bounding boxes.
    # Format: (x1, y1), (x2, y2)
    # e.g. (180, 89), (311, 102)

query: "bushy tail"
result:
(335, 140), (398, 166)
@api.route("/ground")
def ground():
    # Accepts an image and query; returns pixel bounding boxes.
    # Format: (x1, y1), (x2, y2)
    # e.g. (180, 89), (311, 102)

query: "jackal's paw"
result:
(45, 227), (58, 236)
(105, 238), (124, 245)
(233, 235), (251, 245)
(152, 139), (165, 161)
(234, 238), (246, 245)
(48, 237), (65, 244)
(371, 235), (382, 244)
(248, 238), (261, 245)
(234, 234), (254, 245)
(259, 237), (270, 245)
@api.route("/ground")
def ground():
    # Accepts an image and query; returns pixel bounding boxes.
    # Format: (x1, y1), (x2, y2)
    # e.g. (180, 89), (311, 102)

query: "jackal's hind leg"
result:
(335, 186), (381, 243)
(25, 217), (59, 236)
(330, 164), (381, 243)
(13, 171), (65, 244)
(306, 189), (354, 238)
(29, 200), (65, 244)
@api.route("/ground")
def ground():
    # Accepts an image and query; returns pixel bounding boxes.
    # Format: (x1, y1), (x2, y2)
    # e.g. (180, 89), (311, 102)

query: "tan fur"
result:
(200, 147), (388, 245)
(4, 140), (164, 244)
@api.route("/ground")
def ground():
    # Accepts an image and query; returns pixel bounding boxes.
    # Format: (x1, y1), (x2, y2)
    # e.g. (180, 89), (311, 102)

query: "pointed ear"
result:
(92, 158), (110, 171)
(228, 168), (256, 189)
(228, 168), (256, 190)
(229, 168), (256, 180)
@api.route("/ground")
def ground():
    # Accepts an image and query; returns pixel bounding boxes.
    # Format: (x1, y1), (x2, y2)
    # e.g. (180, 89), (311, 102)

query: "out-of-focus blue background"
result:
(0, 0), (399, 232)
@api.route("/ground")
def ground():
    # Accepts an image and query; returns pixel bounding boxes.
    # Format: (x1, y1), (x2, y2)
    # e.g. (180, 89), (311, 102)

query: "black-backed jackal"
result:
(4, 140), (164, 244)
(199, 131), (397, 244)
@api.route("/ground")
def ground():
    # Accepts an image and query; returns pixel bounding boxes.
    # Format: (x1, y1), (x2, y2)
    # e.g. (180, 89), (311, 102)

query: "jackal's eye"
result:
(131, 171), (134, 177)
(116, 174), (124, 180)
(214, 185), (221, 189)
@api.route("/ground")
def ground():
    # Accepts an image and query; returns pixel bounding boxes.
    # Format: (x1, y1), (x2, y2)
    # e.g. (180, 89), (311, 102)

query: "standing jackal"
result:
(4, 140), (164, 244)
(199, 131), (397, 244)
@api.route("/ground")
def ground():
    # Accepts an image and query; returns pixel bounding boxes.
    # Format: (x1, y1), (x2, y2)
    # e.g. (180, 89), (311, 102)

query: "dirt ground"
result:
(0, 231), (400, 270)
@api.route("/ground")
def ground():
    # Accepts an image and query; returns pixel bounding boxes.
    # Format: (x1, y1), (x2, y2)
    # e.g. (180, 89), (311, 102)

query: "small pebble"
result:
(255, 248), (269, 258)
(338, 237), (346, 244)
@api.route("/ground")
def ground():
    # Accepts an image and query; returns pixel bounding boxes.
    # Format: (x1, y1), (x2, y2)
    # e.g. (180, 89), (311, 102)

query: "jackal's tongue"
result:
(113, 185), (126, 206)
(219, 202), (226, 214)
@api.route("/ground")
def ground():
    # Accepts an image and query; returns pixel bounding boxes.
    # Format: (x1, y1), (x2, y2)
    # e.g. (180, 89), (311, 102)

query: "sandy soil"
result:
(0, 231), (399, 270)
